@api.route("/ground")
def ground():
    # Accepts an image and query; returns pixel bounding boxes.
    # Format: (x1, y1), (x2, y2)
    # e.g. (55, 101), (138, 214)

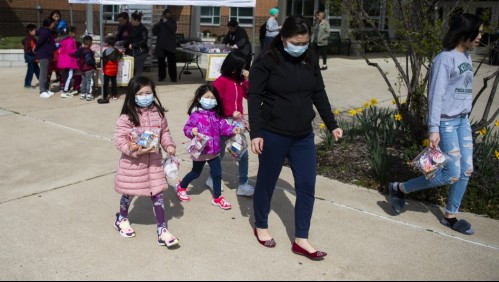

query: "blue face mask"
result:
(199, 97), (217, 110)
(135, 94), (154, 108)
(284, 41), (309, 57)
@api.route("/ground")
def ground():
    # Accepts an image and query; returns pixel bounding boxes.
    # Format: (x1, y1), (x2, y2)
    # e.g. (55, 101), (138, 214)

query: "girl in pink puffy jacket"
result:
(57, 26), (78, 97)
(176, 85), (240, 210)
(113, 76), (179, 248)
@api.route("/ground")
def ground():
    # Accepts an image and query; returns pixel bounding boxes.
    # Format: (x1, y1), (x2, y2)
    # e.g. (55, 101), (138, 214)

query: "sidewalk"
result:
(0, 57), (498, 280)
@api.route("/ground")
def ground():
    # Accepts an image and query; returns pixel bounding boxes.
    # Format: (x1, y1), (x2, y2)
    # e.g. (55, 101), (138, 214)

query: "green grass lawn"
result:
(0, 36), (24, 49)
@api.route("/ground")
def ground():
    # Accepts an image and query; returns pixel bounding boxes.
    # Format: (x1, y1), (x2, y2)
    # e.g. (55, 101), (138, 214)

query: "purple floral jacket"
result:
(183, 109), (235, 155)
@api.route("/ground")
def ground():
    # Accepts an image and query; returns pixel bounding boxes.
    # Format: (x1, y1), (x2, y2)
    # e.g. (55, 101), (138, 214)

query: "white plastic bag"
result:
(411, 147), (450, 180)
(226, 133), (248, 161)
(163, 155), (180, 180)
(187, 133), (211, 159)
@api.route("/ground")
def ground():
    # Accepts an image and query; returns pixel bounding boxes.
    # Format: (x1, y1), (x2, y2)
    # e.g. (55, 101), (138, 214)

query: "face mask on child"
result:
(200, 97), (217, 110)
(284, 41), (309, 57)
(135, 94), (154, 107)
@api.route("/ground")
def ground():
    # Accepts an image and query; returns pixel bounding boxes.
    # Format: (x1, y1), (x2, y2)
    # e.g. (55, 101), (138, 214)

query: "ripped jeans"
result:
(402, 115), (473, 215)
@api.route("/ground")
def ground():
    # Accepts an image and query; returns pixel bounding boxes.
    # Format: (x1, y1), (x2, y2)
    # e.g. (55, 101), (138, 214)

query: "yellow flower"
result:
(357, 107), (363, 113)
(320, 123), (326, 129)
(479, 127), (487, 136)
(423, 139), (430, 147)
(334, 109), (340, 116)
(371, 98), (378, 106)
(495, 150), (499, 160)
(392, 99), (396, 105)
(364, 102), (370, 109)
(496, 120), (499, 127)
(401, 99), (407, 105)
(349, 109), (357, 116)
(394, 113), (402, 121)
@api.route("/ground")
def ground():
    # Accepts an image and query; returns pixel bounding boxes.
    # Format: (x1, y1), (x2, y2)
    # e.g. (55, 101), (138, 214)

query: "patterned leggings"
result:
(119, 194), (166, 229)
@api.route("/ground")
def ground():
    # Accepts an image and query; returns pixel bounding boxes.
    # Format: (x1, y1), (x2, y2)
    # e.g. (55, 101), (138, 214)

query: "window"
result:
(103, 5), (121, 23)
(200, 7), (221, 26)
(230, 7), (254, 26)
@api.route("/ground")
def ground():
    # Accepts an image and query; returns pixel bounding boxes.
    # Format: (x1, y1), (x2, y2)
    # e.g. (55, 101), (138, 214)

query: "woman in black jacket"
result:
(153, 9), (178, 82)
(129, 11), (149, 77)
(248, 15), (343, 260)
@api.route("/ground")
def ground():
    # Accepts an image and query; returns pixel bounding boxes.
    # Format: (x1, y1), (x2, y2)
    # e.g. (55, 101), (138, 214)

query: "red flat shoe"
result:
(254, 228), (276, 248)
(292, 242), (327, 260)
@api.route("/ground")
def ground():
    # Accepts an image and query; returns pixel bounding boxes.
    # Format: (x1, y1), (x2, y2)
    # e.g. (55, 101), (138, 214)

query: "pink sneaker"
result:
(211, 196), (232, 210)
(176, 181), (191, 202)
(157, 228), (179, 247)
(114, 213), (136, 238)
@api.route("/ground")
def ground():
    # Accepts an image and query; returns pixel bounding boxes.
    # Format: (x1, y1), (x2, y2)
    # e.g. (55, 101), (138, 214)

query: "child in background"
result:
(75, 35), (97, 101)
(176, 85), (240, 210)
(57, 26), (78, 98)
(47, 30), (62, 92)
(98, 36), (123, 104)
(211, 51), (254, 197)
(113, 76), (179, 247)
(22, 24), (40, 88)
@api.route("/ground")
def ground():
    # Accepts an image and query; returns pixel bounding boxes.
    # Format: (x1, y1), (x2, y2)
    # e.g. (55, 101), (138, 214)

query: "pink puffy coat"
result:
(57, 37), (78, 70)
(114, 105), (176, 196)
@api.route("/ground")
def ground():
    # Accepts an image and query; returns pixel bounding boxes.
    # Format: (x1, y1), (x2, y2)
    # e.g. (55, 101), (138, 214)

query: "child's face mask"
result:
(135, 94), (154, 107)
(199, 97), (217, 110)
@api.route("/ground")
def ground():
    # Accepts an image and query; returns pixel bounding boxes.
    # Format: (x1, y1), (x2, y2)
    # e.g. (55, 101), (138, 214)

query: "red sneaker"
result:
(211, 196), (231, 210)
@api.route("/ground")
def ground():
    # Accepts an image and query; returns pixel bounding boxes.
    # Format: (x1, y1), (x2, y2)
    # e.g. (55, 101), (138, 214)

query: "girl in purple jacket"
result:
(113, 76), (179, 247)
(177, 85), (240, 210)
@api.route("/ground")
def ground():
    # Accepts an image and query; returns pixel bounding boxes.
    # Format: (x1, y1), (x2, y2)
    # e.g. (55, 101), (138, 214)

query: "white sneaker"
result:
(70, 90), (79, 96)
(47, 90), (55, 96)
(40, 92), (51, 98)
(237, 182), (255, 197)
(60, 92), (73, 98)
(206, 175), (224, 192)
(80, 93), (86, 100)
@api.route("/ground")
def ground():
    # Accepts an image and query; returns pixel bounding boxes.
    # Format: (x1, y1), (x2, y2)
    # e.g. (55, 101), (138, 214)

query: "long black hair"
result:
(187, 84), (223, 117)
(265, 15), (312, 65)
(220, 51), (246, 82)
(443, 13), (483, 50)
(120, 76), (166, 126)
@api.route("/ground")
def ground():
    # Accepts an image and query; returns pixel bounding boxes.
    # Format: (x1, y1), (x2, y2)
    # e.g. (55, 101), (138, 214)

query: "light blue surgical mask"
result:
(200, 97), (217, 110)
(284, 41), (309, 57)
(135, 94), (154, 107)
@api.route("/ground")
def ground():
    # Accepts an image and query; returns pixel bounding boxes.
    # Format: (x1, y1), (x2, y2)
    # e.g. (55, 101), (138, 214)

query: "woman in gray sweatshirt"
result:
(389, 13), (483, 235)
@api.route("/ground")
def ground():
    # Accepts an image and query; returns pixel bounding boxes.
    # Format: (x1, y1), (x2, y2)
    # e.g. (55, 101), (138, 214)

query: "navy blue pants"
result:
(180, 157), (222, 198)
(253, 130), (316, 239)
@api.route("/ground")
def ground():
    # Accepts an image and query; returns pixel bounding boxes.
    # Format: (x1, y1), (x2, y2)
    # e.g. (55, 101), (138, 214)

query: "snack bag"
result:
(226, 133), (248, 161)
(187, 133), (211, 159)
(163, 155), (180, 179)
(411, 147), (450, 180)
(129, 127), (161, 152)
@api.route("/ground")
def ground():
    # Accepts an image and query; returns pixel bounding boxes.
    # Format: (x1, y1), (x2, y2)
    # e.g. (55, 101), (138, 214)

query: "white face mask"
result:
(199, 97), (217, 110)
(284, 41), (309, 57)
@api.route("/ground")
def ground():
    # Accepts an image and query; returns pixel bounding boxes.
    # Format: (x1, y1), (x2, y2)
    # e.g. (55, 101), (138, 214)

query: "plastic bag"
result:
(226, 133), (248, 161)
(411, 147), (450, 180)
(187, 133), (211, 159)
(163, 155), (180, 179)
(129, 127), (161, 152)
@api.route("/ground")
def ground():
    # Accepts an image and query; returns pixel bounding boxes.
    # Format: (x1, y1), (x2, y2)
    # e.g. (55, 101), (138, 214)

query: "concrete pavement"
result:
(0, 56), (498, 280)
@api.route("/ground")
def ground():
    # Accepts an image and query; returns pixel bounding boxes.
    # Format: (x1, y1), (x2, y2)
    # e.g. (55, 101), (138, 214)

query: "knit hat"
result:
(269, 8), (279, 16)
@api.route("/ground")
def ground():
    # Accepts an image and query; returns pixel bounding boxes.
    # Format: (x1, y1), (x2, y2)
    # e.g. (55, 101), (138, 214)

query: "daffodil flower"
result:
(495, 150), (499, 160)
(423, 139), (430, 147)
(496, 120), (499, 127)
(320, 123), (326, 129)
(349, 109), (356, 116)
(334, 109), (340, 116)
(371, 98), (378, 106)
(394, 113), (402, 121)
(479, 127), (487, 136)
(364, 102), (370, 109)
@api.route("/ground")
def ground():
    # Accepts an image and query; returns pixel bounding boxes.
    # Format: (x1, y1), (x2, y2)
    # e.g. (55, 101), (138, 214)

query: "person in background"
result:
(35, 17), (56, 98)
(129, 11), (149, 77)
(75, 35), (97, 101)
(116, 12), (133, 55)
(222, 20), (252, 70)
(22, 24), (40, 89)
(264, 8), (281, 49)
(311, 11), (330, 70)
(50, 10), (68, 37)
(153, 8), (178, 83)
(99, 36), (123, 104)
(57, 26), (78, 98)
(388, 13), (484, 236)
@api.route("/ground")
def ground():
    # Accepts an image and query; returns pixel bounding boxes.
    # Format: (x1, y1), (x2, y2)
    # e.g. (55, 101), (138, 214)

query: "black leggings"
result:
(315, 45), (328, 65)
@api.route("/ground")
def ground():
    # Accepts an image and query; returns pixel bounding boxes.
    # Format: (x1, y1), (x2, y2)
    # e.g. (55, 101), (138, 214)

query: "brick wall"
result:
(0, 0), (99, 37)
